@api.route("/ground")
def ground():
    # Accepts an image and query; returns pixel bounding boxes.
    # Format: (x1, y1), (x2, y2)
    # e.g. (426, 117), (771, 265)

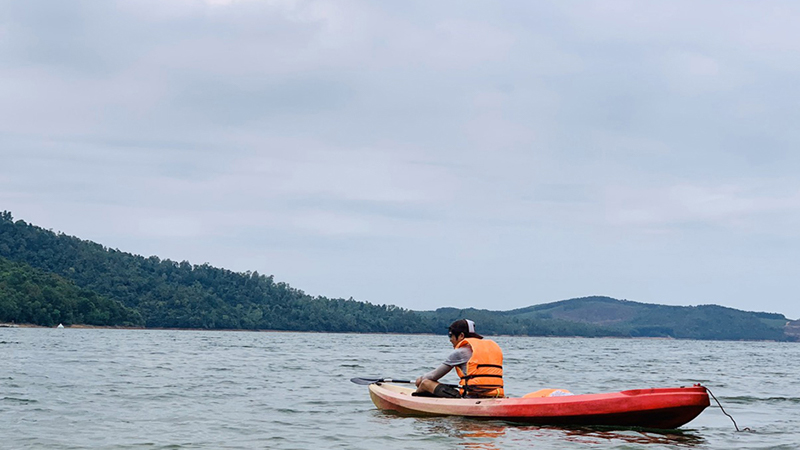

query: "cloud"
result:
(2, 0), (800, 318)
(603, 182), (800, 235)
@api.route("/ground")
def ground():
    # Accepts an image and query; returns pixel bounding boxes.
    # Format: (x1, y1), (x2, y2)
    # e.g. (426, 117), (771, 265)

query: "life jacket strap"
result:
(476, 364), (503, 369)
(461, 374), (503, 381)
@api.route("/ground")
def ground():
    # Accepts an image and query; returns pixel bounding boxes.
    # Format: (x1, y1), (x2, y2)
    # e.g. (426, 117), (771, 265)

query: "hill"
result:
(0, 211), (425, 332)
(421, 296), (790, 341)
(1, 211), (796, 341)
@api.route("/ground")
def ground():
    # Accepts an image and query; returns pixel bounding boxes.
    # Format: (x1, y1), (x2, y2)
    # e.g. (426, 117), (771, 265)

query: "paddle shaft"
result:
(350, 377), (459, 389)
(350, 377), (414, 385)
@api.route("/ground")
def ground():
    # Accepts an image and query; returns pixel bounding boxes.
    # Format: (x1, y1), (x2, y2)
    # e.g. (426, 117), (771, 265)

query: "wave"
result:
(719, 396), (800, 405)
(2, 396), (38, 404)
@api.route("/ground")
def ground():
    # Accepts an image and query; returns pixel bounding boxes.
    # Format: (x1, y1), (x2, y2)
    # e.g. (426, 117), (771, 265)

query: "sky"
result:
(2, 1), (799, 319)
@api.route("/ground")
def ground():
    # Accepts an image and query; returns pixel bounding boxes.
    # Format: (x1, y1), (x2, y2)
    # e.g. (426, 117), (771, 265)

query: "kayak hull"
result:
(368, 383), (709, 429)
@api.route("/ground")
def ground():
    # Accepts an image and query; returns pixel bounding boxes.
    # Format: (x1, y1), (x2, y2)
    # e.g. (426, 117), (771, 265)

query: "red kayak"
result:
(367, 383), (709, 429)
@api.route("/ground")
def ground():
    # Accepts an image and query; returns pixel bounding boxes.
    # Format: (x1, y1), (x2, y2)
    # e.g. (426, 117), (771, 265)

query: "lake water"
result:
(2, 329), (798, 449)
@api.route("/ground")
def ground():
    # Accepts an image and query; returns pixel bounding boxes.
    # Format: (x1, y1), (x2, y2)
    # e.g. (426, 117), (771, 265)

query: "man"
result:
(414, 319), (504, 398)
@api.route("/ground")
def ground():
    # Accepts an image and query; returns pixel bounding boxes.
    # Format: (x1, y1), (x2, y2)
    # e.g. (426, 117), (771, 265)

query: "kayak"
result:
(367, 383), (710, 429)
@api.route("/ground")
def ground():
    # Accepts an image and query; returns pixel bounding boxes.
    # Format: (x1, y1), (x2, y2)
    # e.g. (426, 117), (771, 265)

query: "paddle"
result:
(350, 377), (414, 385)
(350, 377), (460, 389)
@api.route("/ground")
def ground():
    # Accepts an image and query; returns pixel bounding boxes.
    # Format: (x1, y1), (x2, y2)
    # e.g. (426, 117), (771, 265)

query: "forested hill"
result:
(422, 296), (792, 341)
(1, 211), (796, 341)
(0, 211), (424, 332)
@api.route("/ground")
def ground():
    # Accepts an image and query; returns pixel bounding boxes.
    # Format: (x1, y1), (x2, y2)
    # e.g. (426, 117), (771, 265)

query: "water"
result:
(2, 329), (798, 449)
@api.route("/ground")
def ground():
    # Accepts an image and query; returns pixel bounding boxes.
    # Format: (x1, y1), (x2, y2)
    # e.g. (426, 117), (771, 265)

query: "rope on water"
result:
(705, 386), (752, 432)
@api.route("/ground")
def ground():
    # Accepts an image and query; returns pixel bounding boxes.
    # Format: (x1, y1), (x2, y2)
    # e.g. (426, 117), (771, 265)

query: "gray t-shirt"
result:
(422, 346), (473, 382)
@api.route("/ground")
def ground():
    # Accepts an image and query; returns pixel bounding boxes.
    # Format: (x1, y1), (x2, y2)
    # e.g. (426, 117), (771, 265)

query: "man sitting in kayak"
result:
(414, 319), (504, 398)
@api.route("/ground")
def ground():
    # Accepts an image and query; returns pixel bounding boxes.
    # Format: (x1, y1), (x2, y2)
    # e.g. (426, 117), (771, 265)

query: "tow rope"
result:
(705, 386), (752, 432)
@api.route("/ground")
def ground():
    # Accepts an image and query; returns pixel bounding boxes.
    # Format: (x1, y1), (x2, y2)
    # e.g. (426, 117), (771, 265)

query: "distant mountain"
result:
(1, 210), (796, 341)
(421, 296), (792, 341)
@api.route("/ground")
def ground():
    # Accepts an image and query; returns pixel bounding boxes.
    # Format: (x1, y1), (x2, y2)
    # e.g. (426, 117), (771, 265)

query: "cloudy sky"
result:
(2, 1), (799, 319)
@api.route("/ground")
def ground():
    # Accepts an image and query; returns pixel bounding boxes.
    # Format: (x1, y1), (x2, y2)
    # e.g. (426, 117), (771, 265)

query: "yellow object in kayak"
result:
(522, 389), (573, 398)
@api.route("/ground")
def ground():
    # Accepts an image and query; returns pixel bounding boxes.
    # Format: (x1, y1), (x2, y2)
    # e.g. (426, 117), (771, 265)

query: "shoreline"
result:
(1, 322), (792, 342)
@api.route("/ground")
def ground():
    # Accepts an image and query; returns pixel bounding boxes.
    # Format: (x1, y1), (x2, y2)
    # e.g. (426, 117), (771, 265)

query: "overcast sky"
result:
(2, 0), (799, 319)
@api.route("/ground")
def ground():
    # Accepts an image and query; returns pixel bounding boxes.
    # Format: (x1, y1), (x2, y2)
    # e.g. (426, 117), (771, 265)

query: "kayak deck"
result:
(368, 383), (709, 429)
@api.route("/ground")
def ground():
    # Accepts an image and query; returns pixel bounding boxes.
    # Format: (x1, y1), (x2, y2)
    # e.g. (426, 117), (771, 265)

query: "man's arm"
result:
(415, 347), (472, 386)
(420, 364), (452, 382)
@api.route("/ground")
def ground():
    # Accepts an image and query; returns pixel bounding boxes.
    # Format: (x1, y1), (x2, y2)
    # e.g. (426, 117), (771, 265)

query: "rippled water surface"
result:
(2, 329), (799, 449)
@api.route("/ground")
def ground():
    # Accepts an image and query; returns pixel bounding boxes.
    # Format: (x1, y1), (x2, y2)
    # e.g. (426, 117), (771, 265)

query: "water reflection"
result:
(413, 417), (506, 450)
(555, 426), (705, 447)
(402, 413), (705, 449)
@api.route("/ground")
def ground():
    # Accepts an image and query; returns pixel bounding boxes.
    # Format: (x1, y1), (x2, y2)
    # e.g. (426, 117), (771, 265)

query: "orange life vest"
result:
(454, 338), (504, 397)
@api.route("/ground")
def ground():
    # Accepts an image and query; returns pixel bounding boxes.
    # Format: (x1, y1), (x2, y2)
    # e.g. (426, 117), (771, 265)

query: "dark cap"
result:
(449, 319), (483, 339)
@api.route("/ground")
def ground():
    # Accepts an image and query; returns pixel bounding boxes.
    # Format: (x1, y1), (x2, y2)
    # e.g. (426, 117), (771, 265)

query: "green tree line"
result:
(1, 211), (794, 340)
(0, 256), (142, 327)
(0, 211), (426, 331)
